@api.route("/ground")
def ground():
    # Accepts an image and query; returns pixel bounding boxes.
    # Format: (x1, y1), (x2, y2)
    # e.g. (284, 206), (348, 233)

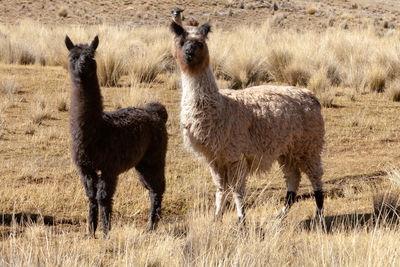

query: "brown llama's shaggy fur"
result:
(65, 35), (168, 236)
(171, 21), (325, 223)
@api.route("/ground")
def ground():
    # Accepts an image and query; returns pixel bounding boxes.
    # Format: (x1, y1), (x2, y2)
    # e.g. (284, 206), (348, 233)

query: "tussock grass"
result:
(0, 77), (20, 102)
(126, 29), (172, 84)
(165, 72), (180, 90)
(284, 62), (311, 86)
(57, 7), (69, 18)
(29, 95), (52, 125)
(1, 58), (400, 265)
(386, 83), (400, 102)
(366, 65), (387, 93)
(1, 20), (400, 98)
(267, 48), (292, 83)
(111, 82), (159, 109)
(308, 67), (336, 107)
(307, 6), (318, 15)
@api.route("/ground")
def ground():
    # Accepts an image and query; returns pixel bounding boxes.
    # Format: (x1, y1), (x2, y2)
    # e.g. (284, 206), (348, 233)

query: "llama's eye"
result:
(198, 42), (204, 49)
(180, 40), (184, 47)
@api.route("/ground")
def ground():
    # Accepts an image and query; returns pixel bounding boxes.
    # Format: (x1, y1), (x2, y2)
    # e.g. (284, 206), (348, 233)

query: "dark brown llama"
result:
(65, 35), (168, 237)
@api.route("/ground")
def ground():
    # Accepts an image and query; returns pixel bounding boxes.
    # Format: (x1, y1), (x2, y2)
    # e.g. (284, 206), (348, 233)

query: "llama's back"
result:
(219, 85), (324, 170)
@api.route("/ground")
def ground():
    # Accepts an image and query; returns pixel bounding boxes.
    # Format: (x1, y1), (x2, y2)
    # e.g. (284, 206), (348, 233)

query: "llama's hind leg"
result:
(79, 167), (99, 237)
(278, 156), (301, 218)
(136, 162), (166, 231)
(299, 155), (324, 217)
(96, 172), (118, 237)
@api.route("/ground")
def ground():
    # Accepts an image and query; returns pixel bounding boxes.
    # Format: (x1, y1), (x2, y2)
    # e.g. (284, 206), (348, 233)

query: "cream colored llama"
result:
(170, 21), (325, 222)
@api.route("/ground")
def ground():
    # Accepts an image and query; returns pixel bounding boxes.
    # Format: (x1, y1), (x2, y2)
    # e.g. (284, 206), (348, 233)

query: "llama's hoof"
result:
(238, 215), (246, 225)
(315, 208), (324, 219)
(146, 222), (158, 232)
(84, 232), (96, 239)
(276, 207), (289, 220)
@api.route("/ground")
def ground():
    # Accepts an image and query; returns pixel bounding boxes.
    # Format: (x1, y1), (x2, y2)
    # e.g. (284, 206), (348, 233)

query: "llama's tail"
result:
(145, 102), (168, 124)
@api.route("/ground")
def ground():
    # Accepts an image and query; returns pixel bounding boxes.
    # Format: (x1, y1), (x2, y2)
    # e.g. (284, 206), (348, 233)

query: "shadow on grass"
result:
(0, 213), (74, 226)
(301, 192), (400, 233)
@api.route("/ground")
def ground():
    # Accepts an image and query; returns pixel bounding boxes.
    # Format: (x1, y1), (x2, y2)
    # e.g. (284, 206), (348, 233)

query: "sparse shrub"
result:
(58, 7), (68, 18)
(367, 66), (387, 93)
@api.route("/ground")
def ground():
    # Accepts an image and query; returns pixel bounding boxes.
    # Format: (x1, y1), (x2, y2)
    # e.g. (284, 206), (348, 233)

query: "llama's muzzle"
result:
(184, 44), (195, 63)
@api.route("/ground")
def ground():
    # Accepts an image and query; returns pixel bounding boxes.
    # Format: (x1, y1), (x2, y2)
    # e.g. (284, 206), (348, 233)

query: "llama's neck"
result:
(69, 74), (104, 128)
(180, 65), (221, 108)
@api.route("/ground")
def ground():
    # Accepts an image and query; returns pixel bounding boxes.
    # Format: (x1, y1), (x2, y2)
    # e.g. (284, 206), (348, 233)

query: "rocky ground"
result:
(1, 0), (399, 31)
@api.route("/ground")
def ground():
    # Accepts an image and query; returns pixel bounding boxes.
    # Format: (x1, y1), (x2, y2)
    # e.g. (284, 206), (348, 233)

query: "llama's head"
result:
(170, 21), (211, 75)
(171, 7), (184, 21)
(65, 35), (99, 78)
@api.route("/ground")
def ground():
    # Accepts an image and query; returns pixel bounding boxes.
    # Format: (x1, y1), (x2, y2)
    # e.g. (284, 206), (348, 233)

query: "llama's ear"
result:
(90, 35), (99, 51)
(198, 23), (211, 38)
(170, 21), (185, 37)
(65, 35), (74, 51)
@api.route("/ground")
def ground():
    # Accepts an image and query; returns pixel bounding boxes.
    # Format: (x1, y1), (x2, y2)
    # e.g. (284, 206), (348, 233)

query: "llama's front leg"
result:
(215, 188), (228, 220)
(96, 173), (117, 237)
(80, 167), (99, 237)
(230, 162), (247, 224)
(210, 164), (228, 220)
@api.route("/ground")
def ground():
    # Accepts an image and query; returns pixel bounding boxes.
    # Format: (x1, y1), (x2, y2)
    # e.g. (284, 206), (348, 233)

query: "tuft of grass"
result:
(165, 72), (180, 90)
(367, 66), (387, 93)
(326, 64), (342, 86)
(307, 6), (318, 15)
(284, 63), (310, 86)
(29, 98), (52, 125)
(57, 7), (68, 18)
(267, 49), (293, 83)
(56, 97), (68, 112)
(24, 122), (35, 135)
(223, 57), (271, 89)
(1, 78), (21, 102)
(1, 78), (20, 95)
(373, 190), (400, 224)
(308, 67), (335, 108)
(96, 48), (126, 87)
(127, 42), (169, 84)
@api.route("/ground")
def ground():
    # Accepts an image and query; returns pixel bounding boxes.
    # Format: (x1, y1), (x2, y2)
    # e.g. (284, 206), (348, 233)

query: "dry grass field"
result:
(1, 1), (400, 266)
